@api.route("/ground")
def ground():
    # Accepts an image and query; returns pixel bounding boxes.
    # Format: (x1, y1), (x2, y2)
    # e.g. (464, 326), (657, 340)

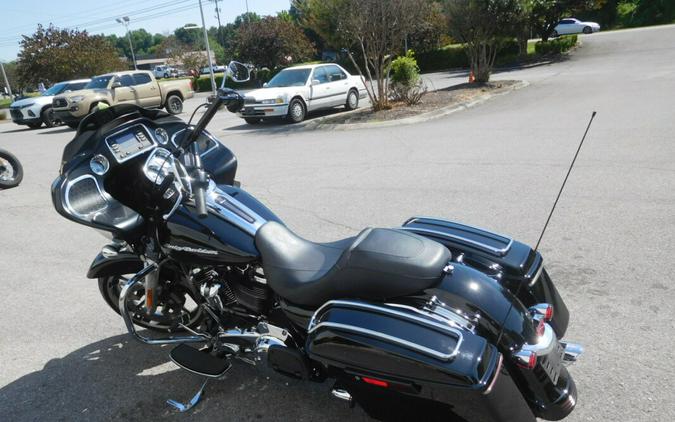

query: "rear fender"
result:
(86, 245), (143, 279)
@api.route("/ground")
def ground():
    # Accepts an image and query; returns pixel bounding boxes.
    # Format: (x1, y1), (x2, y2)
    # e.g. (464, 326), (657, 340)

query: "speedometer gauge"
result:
(154, 128), (169, 145)
(90, 155), (110, 175)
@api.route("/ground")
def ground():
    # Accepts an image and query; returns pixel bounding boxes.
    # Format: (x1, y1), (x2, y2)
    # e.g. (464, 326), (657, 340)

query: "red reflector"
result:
(545, 306), (554, 321)
(514, 350), (537, 369)
(535, 318), (546, 336)
(361, 377), (389, 388)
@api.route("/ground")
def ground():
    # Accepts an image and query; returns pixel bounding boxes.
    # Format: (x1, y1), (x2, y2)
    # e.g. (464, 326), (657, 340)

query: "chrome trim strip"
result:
(399, 226), (513, 256)
(163, 184), (183, 220)
(528, 262), (544, 287)
(482, 353), (503, 395)
(206, 182), (267, 236)
(311, 321), (459, 361)
(402, 216), (514, 256)
(385, 302), (475, 332)
(308, 300), (463, 361)
(64, 174), (108, 218)
(104, 123), (156, 163)
(170, 128), (219, 157)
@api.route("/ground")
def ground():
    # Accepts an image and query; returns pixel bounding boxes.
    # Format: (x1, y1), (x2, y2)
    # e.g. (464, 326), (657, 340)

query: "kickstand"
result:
(166, 378), (209, 412)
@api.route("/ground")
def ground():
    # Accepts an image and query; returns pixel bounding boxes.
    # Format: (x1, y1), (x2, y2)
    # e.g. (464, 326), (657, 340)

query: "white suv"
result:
(9, 79), (90, 128)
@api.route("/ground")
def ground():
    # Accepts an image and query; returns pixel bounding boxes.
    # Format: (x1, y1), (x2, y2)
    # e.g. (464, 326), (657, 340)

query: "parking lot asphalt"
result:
(1, 24), (675, 421)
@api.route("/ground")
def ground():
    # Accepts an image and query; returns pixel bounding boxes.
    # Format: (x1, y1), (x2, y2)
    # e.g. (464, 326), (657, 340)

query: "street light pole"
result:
(116, 16), (137, 70)
(0, 61), (12, 97)
(198, 0), (217, 95)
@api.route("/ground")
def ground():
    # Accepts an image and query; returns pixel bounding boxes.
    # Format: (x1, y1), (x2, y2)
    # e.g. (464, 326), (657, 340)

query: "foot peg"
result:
(170, 344), (231, 378)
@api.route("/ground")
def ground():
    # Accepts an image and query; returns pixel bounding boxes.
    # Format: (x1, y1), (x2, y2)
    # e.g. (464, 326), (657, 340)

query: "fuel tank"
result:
(160, 184), (282, 265)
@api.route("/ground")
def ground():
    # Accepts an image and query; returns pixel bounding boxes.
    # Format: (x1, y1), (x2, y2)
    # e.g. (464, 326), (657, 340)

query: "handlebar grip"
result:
(194, 184), (208, 218)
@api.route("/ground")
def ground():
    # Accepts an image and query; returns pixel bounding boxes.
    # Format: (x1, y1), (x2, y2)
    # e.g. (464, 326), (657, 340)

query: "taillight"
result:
(361, 377), (389, 388)
(529, 303), (554, 321)
(514, 350), (537, 369)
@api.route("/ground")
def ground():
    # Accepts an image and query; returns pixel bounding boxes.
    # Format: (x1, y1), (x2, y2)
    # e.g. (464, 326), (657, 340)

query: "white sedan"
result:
(239, 63), (366, 124)
(553, 18), (600, 36)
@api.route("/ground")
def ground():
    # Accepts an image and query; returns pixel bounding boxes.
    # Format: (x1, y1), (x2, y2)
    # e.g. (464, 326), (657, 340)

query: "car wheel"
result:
(245, 117), (262, 124)
(27, 121), (42, 129)
(166, 95), (183, 115)
(345, 89), (359, 110)
(583, 26), (592, 34)
(287, 98), (306, 123)
(41, 107), (59, 128)
(164, 73), (169, 78)
(551, 30), (559, 37)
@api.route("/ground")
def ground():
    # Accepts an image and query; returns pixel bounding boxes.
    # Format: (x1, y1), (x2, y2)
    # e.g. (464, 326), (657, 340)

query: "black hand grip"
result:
(194, 184), (208, 218)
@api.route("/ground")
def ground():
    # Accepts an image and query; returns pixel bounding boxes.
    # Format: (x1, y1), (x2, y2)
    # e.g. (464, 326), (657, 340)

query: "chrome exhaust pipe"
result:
(119, 264), (209, 345)
(561, 342), (583, 364)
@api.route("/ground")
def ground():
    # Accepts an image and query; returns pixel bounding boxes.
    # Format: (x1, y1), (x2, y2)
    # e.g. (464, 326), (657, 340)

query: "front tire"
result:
(583, 26), (592, 34)
(345, 89), (359, 110)
(287, 98), (306, 123)
(41, 107), (59, 128)
(98, 272), (204, 333)
(0, 149), (24, 189)
(166, 95), (183, 115)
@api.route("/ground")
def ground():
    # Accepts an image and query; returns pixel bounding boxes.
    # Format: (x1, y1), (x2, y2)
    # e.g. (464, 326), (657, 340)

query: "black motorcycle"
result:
(0, 148), (23, 189)
(52, 62), (582, 421)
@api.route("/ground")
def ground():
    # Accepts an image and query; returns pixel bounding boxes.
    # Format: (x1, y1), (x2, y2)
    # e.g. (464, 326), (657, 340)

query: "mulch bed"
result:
(323, 80), (522, 125)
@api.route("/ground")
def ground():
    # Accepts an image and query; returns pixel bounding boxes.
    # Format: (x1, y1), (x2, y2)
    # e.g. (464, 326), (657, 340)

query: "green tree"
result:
(296, 0), (430, 110)
(16, 24), (124, 86)
(530, 0), (595, 41)
(234, 16), (315, 68)
(0, 61), (18, 93)
(446, 0), (524, 83)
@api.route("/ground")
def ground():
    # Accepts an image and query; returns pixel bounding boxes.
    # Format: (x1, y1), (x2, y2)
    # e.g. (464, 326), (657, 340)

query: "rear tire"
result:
(583, 26), (592, 34)
(287, 98), (306, 123)
(345, 89), (359, 110)
(0, 149), (24, 189)
(166, 94), (183, 115)
(41, 107), (59, 128)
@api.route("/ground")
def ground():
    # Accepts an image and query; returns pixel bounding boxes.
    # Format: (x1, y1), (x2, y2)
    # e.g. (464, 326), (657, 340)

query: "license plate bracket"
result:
(540, 343), (564, 384)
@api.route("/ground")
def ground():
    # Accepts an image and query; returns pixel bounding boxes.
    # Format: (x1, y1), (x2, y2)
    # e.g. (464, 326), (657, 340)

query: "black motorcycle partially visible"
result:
(0, 148), (23, 189)
(51, 61), (582, 422)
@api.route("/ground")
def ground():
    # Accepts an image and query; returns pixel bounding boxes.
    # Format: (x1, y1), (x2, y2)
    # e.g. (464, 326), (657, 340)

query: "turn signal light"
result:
(361, 377), (389, 388)
(514, 350), (537, 369)
(529, 303), (554, 321)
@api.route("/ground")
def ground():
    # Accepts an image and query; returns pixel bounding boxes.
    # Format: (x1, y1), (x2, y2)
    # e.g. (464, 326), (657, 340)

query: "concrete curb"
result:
(304, 80), (529, 131)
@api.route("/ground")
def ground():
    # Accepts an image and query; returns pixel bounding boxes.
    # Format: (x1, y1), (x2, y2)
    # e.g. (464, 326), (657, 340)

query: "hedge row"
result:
(534, 35), (578, 55)
(416, 39), (521, 73)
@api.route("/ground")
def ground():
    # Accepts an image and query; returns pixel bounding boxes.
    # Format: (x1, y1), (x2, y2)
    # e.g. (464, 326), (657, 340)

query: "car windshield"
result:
(85, 76), (113, 89)
(266, 69), (311, 87)
(42, 82), (67, 96)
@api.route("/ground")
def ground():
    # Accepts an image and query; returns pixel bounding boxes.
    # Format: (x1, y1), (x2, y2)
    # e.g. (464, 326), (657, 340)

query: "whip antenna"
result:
(534, 111), (597, 252)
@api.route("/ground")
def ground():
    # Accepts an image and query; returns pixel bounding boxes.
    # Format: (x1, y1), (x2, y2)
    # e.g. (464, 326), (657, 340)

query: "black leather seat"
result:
(255, 222), (450, 307)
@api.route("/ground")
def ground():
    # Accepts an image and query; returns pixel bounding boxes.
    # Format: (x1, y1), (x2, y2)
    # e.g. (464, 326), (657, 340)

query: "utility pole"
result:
(0, 61), (12, 97)
(211, 0), (225, 49)
(116, 16), (137, 70)
(198, 0), (217, 95)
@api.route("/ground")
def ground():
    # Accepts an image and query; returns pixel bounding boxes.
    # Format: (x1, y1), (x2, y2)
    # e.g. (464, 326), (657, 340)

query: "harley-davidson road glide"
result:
(51, 62), (582, 421)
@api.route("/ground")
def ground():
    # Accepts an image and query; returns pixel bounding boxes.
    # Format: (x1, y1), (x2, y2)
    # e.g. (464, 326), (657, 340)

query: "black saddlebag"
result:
(401, 217), (569, 338)
(306, 300), (535, 422)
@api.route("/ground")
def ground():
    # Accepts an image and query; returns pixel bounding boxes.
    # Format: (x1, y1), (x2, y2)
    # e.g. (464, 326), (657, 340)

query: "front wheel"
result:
(582, 26), (592, 34)
(287, 98), (306, 123)
(98, 272), (204, 333)
(0, 149), (24, 189)
(41, 106), (60, 128)
(165, 95), (183, 115)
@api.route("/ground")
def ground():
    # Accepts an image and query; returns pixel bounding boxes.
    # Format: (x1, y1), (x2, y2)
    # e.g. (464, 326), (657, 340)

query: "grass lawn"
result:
(0, 98), (11, 109)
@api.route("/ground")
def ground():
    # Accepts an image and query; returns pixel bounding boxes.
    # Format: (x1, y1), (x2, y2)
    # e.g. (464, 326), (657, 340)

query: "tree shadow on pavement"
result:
(0, 333), (370, 422)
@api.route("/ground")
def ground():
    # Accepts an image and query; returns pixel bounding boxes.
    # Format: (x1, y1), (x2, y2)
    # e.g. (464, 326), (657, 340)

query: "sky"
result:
(0, 0), (290, 62)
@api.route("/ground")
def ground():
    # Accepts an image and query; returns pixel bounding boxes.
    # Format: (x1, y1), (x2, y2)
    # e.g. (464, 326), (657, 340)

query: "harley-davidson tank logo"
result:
(165, 244), (219, 255)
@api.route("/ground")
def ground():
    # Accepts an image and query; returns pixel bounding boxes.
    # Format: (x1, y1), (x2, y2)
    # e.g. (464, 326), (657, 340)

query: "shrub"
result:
(534, 35), (578, 55)
(389, 50), (427, 105)
(416, 38), (522, 73)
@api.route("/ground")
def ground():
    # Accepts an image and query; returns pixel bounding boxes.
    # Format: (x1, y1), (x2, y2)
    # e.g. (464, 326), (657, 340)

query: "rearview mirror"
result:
(311, 79), (320, 86)
(111, 81), (122, 89)
(225, 61), (250, 84)
(262, 82), (268, 88)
